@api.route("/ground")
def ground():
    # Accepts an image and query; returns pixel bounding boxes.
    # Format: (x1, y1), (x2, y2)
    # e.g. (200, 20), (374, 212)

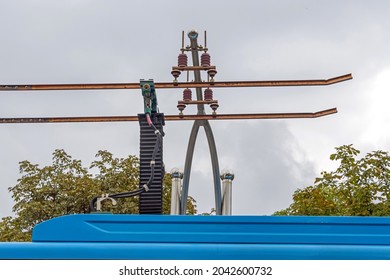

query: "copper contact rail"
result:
(0, 74), (352, 91)
(0, 108), (337, 124)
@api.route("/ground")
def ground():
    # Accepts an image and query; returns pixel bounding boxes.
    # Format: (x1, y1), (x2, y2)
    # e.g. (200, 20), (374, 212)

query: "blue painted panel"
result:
(1, 242), (390, 260)
(33, 214), (390, 245)
(1, 215), (390, 259)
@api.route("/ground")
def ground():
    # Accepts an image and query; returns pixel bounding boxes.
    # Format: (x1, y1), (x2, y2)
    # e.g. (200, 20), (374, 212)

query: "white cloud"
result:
(360, 68), (390, 148)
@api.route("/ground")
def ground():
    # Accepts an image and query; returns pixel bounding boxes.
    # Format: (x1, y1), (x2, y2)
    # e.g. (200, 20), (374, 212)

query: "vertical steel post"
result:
(170, 168), (183, 215)
(180, 30), (222, 215)
(221, 169), (234, 215)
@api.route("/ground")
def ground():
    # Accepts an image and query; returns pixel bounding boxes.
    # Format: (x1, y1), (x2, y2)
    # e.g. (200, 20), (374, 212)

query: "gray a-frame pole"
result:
(180, 30), (222, 215)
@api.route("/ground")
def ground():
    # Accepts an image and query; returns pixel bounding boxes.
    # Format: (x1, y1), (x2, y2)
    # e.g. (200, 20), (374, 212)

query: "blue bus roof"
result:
(33, 214), (390, 245)
(1, 214), (390, 259)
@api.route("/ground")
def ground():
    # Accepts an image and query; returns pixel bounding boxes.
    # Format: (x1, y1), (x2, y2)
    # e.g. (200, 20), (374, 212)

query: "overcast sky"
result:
(1, 0), (390, 217)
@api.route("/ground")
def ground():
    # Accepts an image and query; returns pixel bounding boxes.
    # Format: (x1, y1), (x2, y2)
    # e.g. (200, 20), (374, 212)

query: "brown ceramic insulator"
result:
(210, 103), (219, 114)
(207, 69), (217, 78)
(178, 53), (188, 67)
(171, 69), (181, 79)
(201, 53), (211, 67)
(204, 88), (213, 101)
(183, 88), (192, 101)
(177, 103), (186, 113)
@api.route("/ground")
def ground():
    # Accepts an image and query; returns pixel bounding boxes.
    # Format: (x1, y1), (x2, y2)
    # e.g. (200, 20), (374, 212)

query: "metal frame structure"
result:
(0, 30), (352, 215)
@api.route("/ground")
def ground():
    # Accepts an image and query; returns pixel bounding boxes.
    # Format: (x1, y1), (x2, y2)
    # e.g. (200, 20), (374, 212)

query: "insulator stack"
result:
(204, 88), (213, 101)
(201, 53), (211, 67)
(178, 53), (188, 67)
(183, 88), (192, 101)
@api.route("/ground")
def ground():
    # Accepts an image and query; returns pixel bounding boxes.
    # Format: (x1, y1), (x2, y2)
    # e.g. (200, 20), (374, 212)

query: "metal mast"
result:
(180, 30), (222, 215)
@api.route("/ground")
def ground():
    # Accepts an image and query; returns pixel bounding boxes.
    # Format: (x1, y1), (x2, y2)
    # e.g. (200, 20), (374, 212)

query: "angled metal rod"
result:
(0, 109), (338, 124)
(203, 120), (223, 215)
(0, 74), (352, 91)
(180, 121), (201, 215)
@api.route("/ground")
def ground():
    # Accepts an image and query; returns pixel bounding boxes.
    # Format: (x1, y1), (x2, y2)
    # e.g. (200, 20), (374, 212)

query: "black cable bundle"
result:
(89, 115), (164, 212)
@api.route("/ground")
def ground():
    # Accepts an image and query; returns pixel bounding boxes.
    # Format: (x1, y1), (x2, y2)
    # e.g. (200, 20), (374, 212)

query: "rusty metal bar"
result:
(0, 74), (352, 91)
(0, 116), (138, 123)
(0, 108), (337, 124)
(172, 66), (216, 71)
(164, 108), (338, 120)
(178, 100), (218, 105)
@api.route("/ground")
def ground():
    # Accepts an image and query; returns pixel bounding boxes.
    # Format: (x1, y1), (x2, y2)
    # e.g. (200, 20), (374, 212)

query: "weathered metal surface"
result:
(172, 65), (216, 71)
(0, 74), (352, 91)
(178, 100), (218, 105)
(0, 109), (337, 123)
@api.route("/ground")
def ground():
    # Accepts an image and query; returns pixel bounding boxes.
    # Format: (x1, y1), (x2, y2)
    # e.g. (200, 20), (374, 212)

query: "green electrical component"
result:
(140, 79), (157, 115)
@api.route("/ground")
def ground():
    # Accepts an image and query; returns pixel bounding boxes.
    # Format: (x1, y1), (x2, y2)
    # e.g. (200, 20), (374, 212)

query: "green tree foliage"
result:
(275, 145), (390, 216)
(0, 149), (196, 241)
